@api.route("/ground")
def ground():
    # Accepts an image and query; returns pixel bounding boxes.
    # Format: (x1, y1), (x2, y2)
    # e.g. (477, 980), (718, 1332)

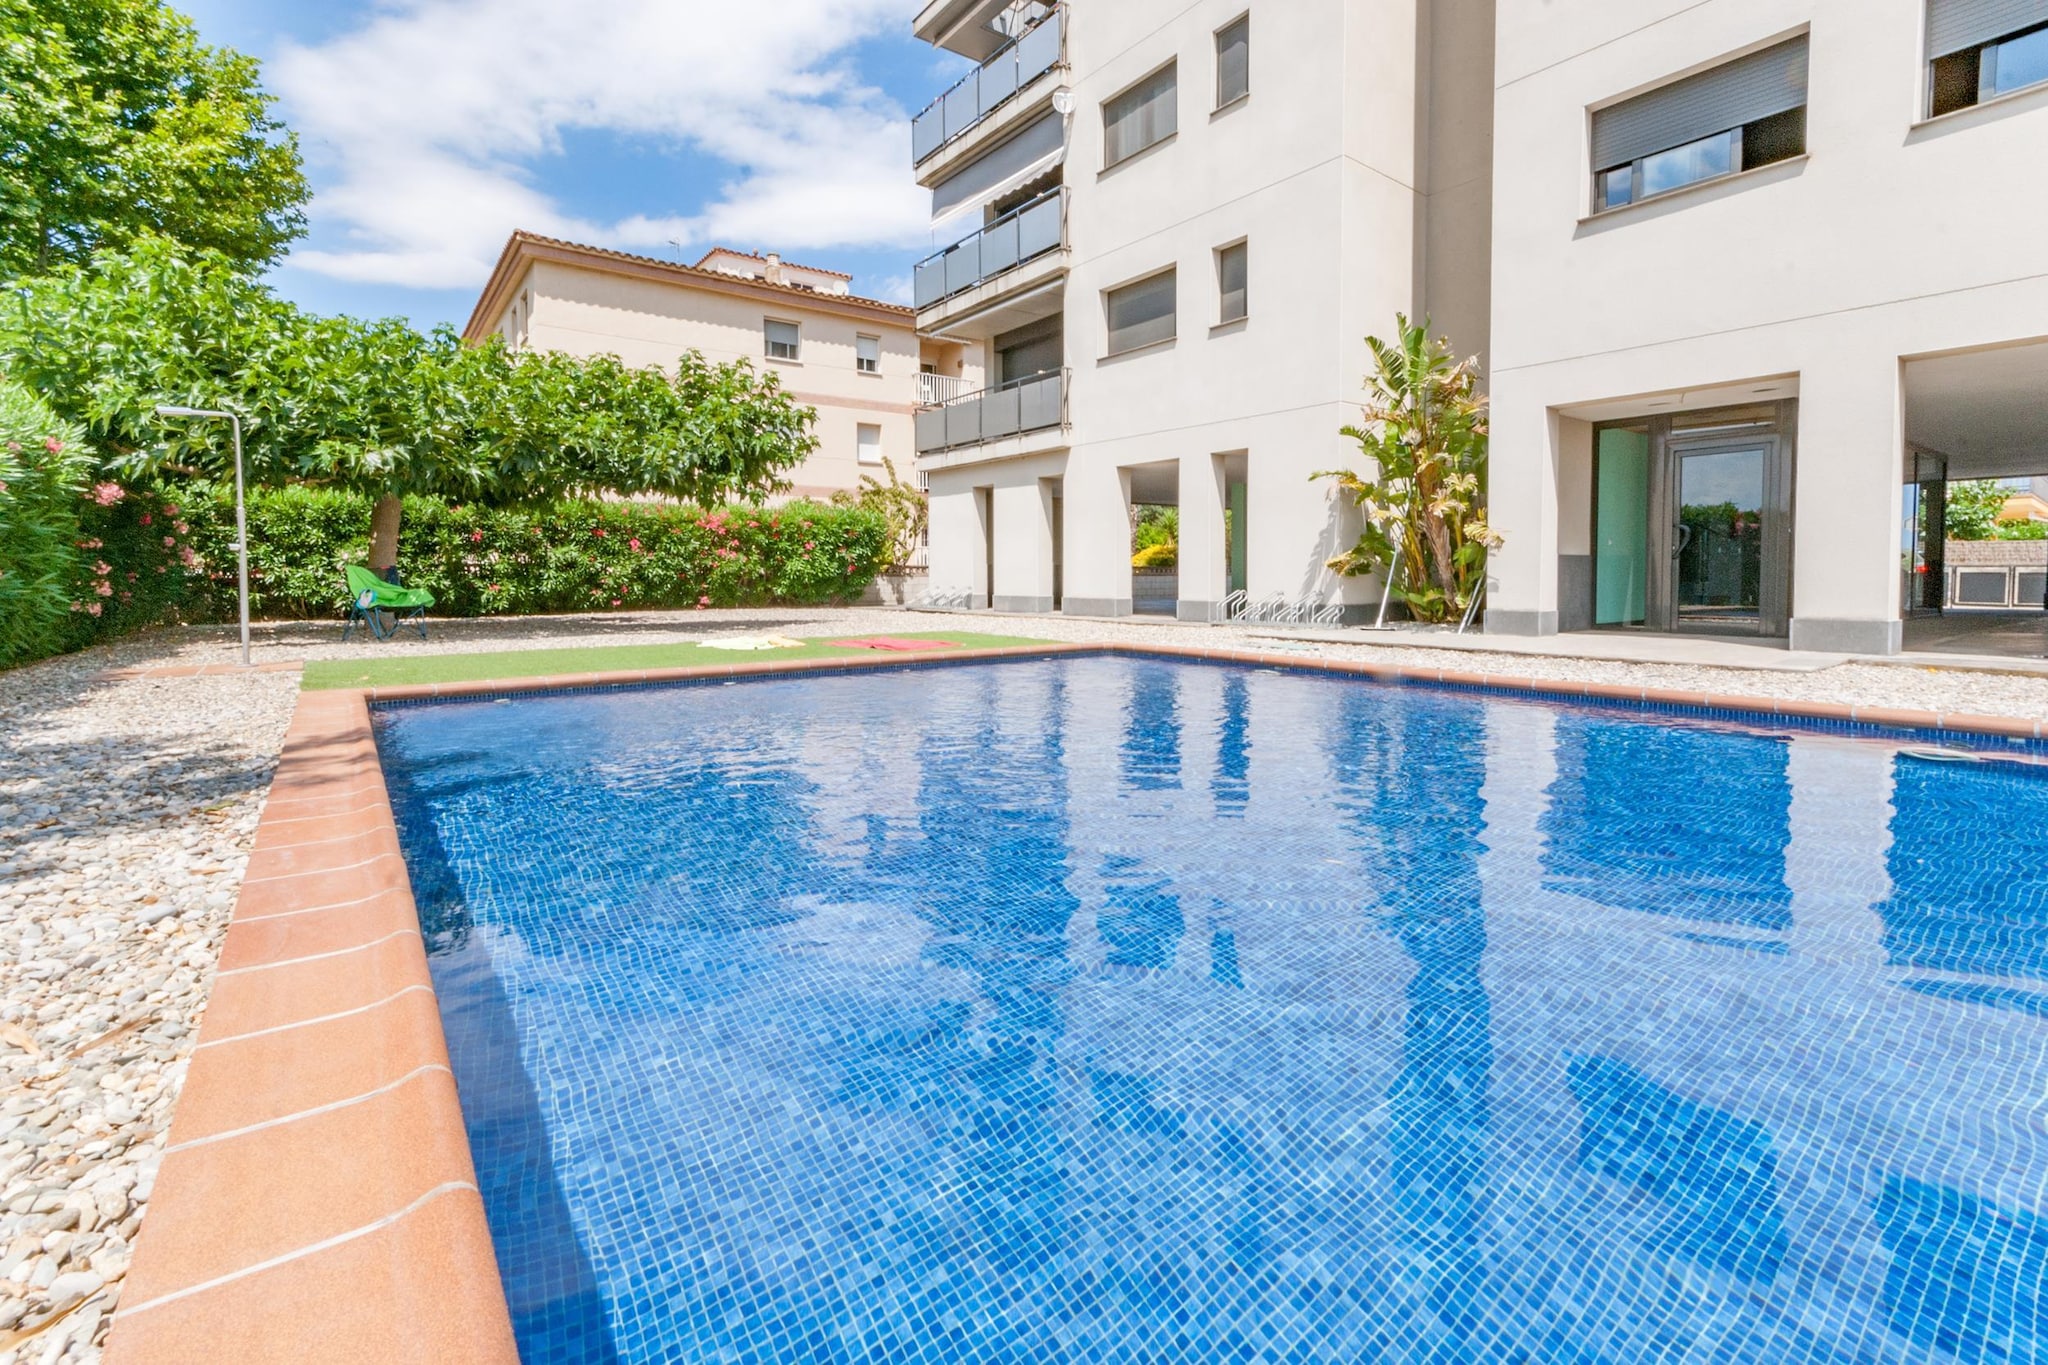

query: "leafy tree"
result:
(0, 239), (819, 567)
(1942, 480), (2013, 542)
(1997, 517), (2048, 541)
(1319, 315), (1497, 623)
(0, 0), (308, 275)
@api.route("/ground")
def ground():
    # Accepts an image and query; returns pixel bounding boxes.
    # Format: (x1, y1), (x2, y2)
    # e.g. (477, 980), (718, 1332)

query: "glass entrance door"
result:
(1674, 445), (1768, 631)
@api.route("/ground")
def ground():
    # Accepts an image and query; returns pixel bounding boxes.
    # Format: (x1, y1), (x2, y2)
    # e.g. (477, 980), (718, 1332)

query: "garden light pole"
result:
(155, 405), (251, 667)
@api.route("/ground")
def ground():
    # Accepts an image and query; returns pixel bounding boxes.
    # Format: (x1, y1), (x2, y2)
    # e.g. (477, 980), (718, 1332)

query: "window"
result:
(858, 423), (883, 465)
(856, 334), (881, 374)
(1928, 0), (2048, 117)
(1590, 36), (1808, 211)
(1217, 16), (1250, 108)
(1104, 62), (1178, 167)
(1105, 270), (1177, 355)
(765, 319), (800, 360)
(1217, 241), (1248, 324)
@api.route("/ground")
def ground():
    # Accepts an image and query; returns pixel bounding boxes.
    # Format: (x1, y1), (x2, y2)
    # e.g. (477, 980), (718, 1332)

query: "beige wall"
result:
(488, 260), (923, 498)
(1486, 0), (2048, 652)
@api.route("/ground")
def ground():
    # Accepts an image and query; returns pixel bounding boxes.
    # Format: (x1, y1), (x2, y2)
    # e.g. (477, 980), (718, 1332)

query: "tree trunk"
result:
(368, 495), (403, 576)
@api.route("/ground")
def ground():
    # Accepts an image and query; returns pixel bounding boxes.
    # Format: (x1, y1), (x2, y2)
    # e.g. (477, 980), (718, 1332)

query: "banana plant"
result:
(1317, 314), (1498, 623)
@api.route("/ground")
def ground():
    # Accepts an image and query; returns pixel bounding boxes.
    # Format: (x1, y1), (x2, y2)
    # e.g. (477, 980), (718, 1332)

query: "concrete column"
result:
(925, 483), (985, 605)
(1062, 461), (1133, 617)
(1484, 375), (1560, 636)
(1177, 452), (1229, 622)
(992, 480), (1056, 613)
(1789, 352), (1906, 654)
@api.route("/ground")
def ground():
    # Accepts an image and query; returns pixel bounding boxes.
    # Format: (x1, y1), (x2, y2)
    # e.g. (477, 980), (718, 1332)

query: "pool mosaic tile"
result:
(375, 657), (2048, 1363)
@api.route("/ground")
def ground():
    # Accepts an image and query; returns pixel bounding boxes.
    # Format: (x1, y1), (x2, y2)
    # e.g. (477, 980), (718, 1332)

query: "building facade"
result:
(1487, 0), (2048, 654)
(466, 234), (952, 499)
(912, 0), (2048, 655)
(908, 0), (1496, 619)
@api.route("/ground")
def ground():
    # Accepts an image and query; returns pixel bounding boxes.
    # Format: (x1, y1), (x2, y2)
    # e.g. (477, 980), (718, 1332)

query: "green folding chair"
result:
(343, 565), (435, 642)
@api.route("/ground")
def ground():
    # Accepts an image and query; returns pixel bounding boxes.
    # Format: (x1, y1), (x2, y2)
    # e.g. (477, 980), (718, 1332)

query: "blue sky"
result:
(175, 0), (972, 329)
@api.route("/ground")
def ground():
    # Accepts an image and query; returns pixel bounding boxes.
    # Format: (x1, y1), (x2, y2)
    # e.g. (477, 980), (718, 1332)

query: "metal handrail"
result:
(914, 368), (1069, 454)
(912, 6), (1064, 166)
(914, 187), (1066, 312)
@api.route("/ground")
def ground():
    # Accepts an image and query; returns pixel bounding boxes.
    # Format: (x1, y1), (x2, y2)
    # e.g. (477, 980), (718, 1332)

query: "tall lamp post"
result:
(154, 405), (251, 668)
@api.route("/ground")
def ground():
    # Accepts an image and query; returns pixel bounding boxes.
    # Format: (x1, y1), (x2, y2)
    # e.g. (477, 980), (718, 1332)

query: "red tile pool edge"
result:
(109, 639), (2043, 1360)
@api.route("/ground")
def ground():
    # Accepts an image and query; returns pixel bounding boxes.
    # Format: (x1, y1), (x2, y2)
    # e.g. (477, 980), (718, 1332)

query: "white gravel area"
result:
(0, 649), (297, 1362)
(2, 601), (2044, 1361)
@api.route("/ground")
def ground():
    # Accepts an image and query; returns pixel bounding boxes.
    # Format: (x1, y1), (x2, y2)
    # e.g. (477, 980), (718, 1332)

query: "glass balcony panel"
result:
(981, 216), (1021, 276)
(1019, 373), (1061, 431)
(1017, 195), (1061, 259)
(912, 107), (945, 164)
(979, 55), (1019, 116)
(947, 397), (984, 448)
(984, 386), (1022, 439)
(943, 76), (981, 143)
(945, 237), (983, 297)
(914, 257), (948, 310)
(1017, 12), (1062, 88)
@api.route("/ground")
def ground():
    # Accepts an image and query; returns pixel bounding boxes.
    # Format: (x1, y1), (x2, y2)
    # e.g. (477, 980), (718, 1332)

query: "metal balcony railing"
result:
(915, 369), (1068, 454)
(912, 6), (1065, 166)
(917, 372), (975, 406)
(914, 187), (1065, 312)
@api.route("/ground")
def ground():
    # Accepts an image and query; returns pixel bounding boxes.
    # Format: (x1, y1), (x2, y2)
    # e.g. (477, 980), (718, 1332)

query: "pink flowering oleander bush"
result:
(0, 379), (92, 666)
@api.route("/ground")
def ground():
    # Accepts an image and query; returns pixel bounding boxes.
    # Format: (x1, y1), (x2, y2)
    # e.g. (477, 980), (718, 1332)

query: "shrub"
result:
(1996, 517), (2048, 541)
(180, 490), (890, 620)
(1131, 541), (1178, 569)
(0, 380), (91, 666)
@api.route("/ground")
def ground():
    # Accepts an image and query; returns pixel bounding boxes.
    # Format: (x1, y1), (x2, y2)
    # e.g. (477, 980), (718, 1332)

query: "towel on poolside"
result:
(702, 635), (804, 651)
(829, 637), (961, 652)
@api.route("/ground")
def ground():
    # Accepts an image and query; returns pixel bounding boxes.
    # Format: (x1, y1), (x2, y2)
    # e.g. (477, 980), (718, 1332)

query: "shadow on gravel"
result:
(0, 728), (277, 860)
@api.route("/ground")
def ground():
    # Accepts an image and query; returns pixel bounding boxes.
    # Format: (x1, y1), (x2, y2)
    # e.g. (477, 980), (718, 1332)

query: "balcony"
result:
(918, 372), (976, 406)
(915, 187), (1065, 315)
(912, 7), (1064, 166)
(916, 370), (1067, 455)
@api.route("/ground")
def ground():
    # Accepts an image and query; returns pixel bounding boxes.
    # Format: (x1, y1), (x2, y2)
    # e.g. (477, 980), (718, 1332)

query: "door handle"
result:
(1673, 524), (1693, 558)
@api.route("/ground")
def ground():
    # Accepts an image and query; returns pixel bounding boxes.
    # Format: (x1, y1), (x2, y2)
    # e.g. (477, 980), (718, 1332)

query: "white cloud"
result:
(271, 0), (930, 291)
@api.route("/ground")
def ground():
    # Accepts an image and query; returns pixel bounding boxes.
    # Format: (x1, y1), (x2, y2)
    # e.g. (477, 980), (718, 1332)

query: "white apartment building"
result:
(912, 0), (2048, 656)
(466, 234), (952, 499)
(1488, 0), (2048, 654)
(908, 0), (1496, 619)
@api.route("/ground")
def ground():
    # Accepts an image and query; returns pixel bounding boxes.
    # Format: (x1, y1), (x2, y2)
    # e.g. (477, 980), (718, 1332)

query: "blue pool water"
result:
(375, 656), (2048, 1364)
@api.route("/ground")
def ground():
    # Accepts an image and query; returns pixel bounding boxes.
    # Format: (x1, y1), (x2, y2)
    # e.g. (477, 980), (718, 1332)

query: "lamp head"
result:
(154, 404), (230, 419)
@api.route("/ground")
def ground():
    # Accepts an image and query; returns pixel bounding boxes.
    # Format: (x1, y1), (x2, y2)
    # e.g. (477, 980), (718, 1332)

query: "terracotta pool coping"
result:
(109, 637), (2043, 1361)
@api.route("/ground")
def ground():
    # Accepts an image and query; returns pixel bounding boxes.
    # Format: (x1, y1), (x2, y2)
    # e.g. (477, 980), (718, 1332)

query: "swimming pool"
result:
(376, 655), (2048, 1363)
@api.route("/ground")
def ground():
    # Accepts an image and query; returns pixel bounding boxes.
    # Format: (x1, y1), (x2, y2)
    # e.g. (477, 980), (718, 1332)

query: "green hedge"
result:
(2, 479), (890, 670)
(178, 491), (889, 619)
(0, 381), (92, 667)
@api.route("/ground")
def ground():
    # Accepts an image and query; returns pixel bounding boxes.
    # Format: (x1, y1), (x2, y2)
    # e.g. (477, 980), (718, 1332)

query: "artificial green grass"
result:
(299, 630), (1056, 691)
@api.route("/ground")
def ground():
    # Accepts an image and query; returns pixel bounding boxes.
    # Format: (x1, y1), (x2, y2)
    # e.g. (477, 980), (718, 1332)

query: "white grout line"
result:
(251, 828), (394, 854)
(216, 929), (420, 978)
(239, 850), (401, 885)
(117, 1181), (479, 1319)
(197, 985), (435, 1049)
(257, 800), (391, 827)
(167, 1065), (452, 1155)
(234, 886), (408, 923)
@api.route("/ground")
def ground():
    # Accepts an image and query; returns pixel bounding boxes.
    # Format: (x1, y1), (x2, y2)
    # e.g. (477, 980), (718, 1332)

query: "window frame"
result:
(1215, 239), (1248, 326)
(1215, 13), (1251, 110)
(855, 333), (881, 375)
(1102, 59), (1179, 170)
(1103, 267), (1179, 358)
(1930, 18), (2048, 116)
(764, 318), (802, 362)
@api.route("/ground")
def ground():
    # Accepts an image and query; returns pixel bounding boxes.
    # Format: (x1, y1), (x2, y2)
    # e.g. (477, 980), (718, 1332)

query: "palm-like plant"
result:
(1319, 315), (1498, 623)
